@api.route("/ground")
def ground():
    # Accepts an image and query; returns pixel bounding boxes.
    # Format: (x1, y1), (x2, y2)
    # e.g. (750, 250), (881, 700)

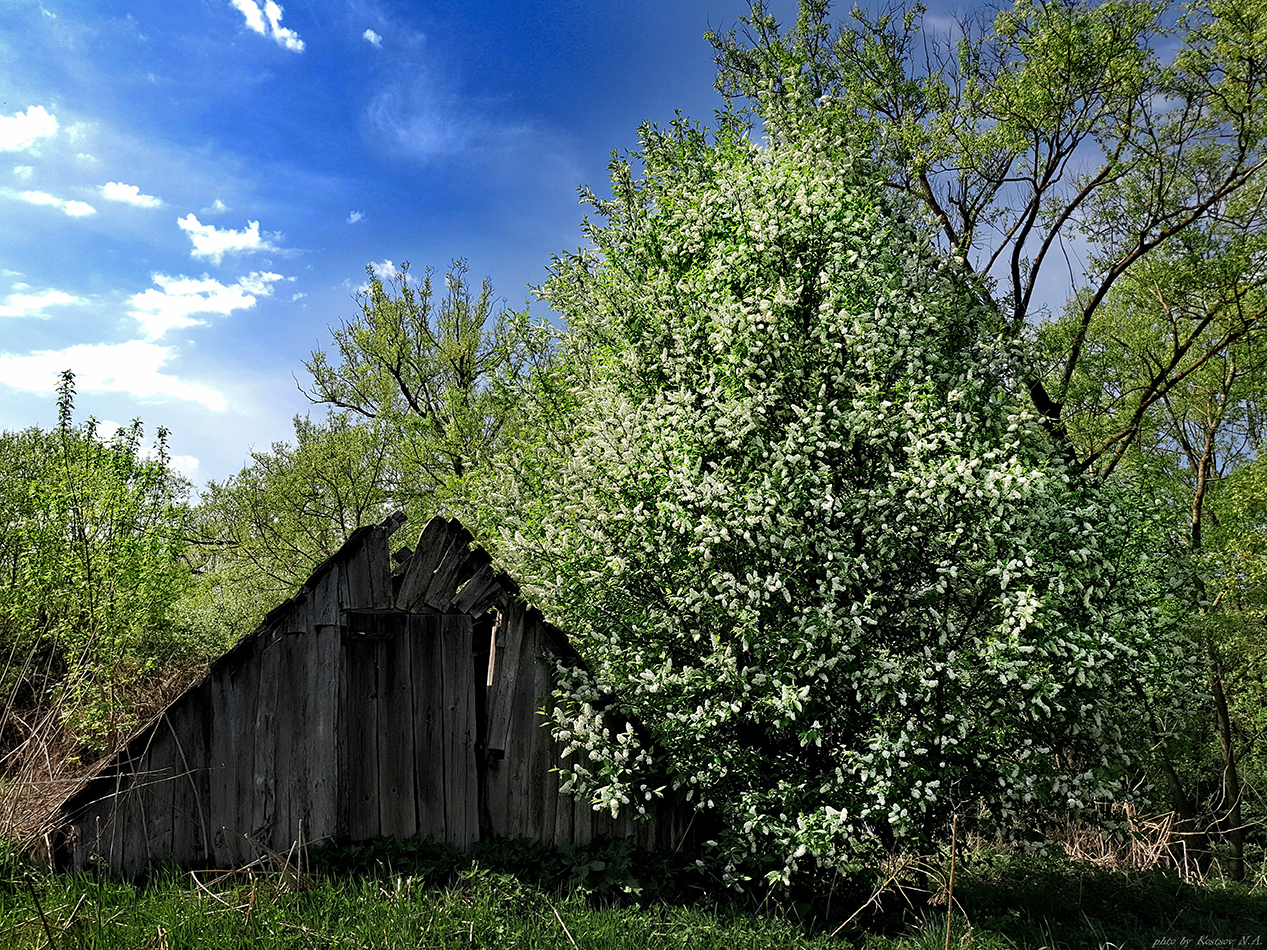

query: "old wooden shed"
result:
(53, 514), (694, 876)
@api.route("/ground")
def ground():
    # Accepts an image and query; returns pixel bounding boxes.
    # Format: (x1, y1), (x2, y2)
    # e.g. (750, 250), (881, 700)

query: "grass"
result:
(1, 838), (1266, 949)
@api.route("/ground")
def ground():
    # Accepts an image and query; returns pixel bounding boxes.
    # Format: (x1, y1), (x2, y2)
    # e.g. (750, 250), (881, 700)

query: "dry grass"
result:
(0, 659), (206, 852)
(1044, 803), (1236, 883)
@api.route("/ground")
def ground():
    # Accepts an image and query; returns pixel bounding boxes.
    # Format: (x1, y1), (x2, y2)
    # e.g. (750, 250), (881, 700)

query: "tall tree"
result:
(187, 411), (396, 637)
(482, 120), (1190, 879)
(710, 0), (1267, 471)
(303, 260), (552, 507)
(0, 372), (195, 758)
(1043, 244), (1267, 878)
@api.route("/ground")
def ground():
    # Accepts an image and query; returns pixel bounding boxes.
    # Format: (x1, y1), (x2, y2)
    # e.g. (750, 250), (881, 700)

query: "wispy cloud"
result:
(363, 29), (382, 47)
(127, 271), (284, 339)
(177, 213), (278, 264)
(364, 53), (575, 180)
(0, 340), (228, 411)
(0, 105), (58, 152)
(17, 190), (96, 216)
(346, 210), (363, 223)
(12, 166), (33, 179)
(101, 181), (164, 208)
(0, 288), (84, 318)
(230, 0), (305, 52)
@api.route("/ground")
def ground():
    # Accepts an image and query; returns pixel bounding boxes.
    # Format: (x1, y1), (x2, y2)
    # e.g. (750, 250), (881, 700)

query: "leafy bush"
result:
(483, 120), (1195, 880)
(0, 372), (199, 759)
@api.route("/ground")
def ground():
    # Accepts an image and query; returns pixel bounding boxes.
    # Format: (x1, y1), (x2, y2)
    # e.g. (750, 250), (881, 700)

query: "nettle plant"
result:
(493, 119), (1189, 880)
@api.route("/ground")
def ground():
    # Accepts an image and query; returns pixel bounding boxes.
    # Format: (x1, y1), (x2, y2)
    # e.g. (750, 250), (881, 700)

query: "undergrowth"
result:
(1, 837), (1266, 948)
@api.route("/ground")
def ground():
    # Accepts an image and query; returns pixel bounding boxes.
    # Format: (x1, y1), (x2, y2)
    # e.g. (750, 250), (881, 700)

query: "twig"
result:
(26, 877), (58, 950)
(828, 856), (915, 939)
(552, 904), (579, 949)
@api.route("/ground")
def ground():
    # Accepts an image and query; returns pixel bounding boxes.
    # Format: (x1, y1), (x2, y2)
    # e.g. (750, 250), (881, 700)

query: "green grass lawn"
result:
(3, 839), (1266, 949)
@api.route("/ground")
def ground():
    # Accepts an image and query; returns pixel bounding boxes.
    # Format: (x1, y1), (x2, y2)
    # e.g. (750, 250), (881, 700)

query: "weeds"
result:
(2, 838), (1266, 949)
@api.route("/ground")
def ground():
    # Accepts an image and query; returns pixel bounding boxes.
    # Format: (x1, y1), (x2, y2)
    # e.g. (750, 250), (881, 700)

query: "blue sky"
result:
(0, 0), (796, 485)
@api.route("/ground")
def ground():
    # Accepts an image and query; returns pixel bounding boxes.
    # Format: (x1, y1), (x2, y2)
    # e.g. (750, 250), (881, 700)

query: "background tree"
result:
(185, 411), (398, 639)
(480, 120), (1192, 881)
(303, 260), (554, 511)
(0, 372), (199, 782)
(709, 0), (1267, 469)
(1041, 238), (1267, 877)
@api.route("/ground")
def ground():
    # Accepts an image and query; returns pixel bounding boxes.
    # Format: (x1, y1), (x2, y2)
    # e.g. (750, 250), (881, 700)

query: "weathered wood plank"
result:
(486, 603), (525, 757)
(484, 605), (522, 837)
(441, 613), (478, 847)
(188, 687), (215, 865)
(308, 622), (341, 842)
(345, 638), (380, 841)
(140, 722), (177, 868)
(365, 526), (393, 608)
(552, 747), (575, 847)
(208, 641), (257, 868)
(395, 517), (454, 611)
(510, 608), (543, 841)
(422, 535), (480, 611)
(251, 635), (281, 849)
(537, 691), (560, 849)
(119, 742), (156, 877)
(525, 618), (557, 845)
(378, 629), (416, 839)
(343, 535), (372, 611)
(168, 682), (212, 867)
(103, 764), (127, 871)
(335, 624), (351, 840)
(450, 561), (501, 615)
(572, 785), (594, 848)
(311, 563), (341, 628)
(411, 614), (445, 840)
(271, 629), (307, 851)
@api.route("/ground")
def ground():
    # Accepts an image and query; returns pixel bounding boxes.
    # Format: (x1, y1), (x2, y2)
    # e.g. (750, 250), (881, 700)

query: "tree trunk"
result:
(1207, 638), (1244, 881)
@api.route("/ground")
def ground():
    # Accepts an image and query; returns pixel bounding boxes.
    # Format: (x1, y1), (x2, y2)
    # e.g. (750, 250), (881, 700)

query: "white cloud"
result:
(76, 153), (97, 163)
(177, 213), (277, 264)
(0, 106), (58, 152)
(230, 0), (304, 52)
(346, 210), (363, 223)
(364, 29), (382, 46)
(127, 270), (284, 339)
(167, 454), (201, 479)
(0, 340), (228, 411)
(369, 259), (397, 279)
(12, 166), (32, 179)
(17, 190), (96, 216)
(0, 288), (84, 318)
(290, 292), (307, 302)
(101, 181), (163, 208)
(264, 2), (304, 51)
(230, 0), (266, 35)
(205, 198), (228, 214)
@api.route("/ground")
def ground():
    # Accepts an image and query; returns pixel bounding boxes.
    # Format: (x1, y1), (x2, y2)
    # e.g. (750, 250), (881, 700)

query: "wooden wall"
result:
(485, 599), (695, 852)
(55, 515), (697, 877)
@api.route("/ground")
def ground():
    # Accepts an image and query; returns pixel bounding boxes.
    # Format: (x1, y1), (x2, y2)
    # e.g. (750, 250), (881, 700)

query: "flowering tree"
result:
(486, 120), (1189, 879)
